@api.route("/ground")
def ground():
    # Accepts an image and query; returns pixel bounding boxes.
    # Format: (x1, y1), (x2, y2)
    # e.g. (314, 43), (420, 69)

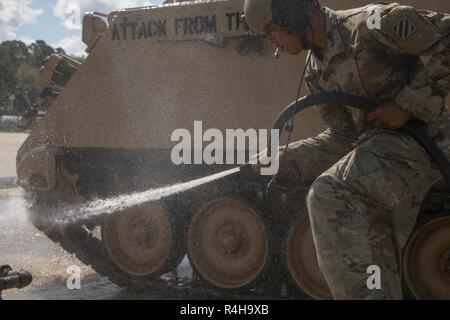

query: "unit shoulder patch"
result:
(380, 5), (440, 54)
(393, 18), (416, 39)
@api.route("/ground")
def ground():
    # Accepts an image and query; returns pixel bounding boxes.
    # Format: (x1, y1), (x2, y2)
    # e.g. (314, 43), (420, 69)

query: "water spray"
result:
(34, 93), (450, 227)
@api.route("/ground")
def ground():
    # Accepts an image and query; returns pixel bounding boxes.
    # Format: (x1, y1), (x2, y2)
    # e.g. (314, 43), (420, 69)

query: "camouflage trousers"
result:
(293, 130), (443, 299)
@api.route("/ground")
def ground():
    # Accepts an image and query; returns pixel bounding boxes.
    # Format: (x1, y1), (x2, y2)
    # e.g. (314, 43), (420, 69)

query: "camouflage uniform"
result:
(287, 3), (450, 299)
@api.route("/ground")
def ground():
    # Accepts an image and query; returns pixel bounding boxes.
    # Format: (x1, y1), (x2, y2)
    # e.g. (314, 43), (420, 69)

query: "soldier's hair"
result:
(271, 0), (320, 35)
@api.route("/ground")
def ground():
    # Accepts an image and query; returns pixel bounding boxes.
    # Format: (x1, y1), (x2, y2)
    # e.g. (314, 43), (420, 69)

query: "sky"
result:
(0, 0), (164, 56)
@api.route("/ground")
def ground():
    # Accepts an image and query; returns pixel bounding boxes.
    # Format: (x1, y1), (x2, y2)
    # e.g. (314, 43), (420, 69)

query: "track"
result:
(24, 154), (450, 300)
(27, 172), (310, 300)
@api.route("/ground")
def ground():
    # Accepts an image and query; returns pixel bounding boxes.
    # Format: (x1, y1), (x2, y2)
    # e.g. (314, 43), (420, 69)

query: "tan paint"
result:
(82, 13), (108, 52)
(18, 0), (450, 171)
(26, 0), (319, 151)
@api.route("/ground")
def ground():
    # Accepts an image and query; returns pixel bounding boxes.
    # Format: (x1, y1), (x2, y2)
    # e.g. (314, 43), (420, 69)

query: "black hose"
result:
(269, 92), (450, 187)
(0, 270), (33, 294)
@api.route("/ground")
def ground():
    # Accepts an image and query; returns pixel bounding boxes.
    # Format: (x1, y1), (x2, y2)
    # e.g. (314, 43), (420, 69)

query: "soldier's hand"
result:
(251, 147), (300, 178)
(367, 100), (411, 129)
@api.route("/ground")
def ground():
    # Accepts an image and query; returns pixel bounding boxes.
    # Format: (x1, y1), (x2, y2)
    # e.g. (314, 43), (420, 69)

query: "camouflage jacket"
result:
(305, 2), (450, 141)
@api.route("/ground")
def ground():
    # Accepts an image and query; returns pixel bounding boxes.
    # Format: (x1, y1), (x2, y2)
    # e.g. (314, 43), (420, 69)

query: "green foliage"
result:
(28, 40), (65, 67)
(15, 63), (42, 114)
(0, 39), (70, 115)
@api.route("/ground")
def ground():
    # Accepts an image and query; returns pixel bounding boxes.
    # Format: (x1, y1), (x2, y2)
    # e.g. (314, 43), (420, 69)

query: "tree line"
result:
(0, 40), (83, 116)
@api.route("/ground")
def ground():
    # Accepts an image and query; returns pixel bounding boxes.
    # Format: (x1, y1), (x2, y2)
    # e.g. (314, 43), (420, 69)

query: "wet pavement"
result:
(0, 133), (195, 300)
(0, 133), (127, 300)
(0, 187), (123, 300)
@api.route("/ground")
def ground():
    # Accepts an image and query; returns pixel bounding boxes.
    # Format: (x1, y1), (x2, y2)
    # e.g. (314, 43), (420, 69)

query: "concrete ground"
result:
(0, 132), (27, 177)
(0, 133), (27, 189)
(0, 188), (123, 300)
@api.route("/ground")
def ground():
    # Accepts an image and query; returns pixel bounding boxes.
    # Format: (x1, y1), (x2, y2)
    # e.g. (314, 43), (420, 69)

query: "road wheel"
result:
(102, 202), (184, 277)
(403, 215), (450, 299)
(188, 198), (269, 289)
(286, 213), (333, 300)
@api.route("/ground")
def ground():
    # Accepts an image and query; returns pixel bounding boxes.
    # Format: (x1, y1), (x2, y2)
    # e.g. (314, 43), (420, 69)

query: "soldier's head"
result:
(244, 0), (321, 54)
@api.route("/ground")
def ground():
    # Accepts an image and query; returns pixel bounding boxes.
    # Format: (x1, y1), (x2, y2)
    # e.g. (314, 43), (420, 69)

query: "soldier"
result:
(245, 0), (450, 299)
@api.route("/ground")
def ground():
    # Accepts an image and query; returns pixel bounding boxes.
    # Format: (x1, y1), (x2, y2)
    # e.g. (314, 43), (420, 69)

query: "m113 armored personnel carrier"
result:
(16, 0), (450, 299)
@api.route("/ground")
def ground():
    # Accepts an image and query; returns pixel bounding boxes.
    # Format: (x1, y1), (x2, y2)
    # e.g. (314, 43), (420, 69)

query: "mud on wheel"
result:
(284, 211), (332, 300)
(102, 201), (185, 278)
(187, 197), (273, 292)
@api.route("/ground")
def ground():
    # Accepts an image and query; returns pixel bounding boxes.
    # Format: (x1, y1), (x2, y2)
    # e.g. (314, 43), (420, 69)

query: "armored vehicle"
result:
(17, 0), (450, 299)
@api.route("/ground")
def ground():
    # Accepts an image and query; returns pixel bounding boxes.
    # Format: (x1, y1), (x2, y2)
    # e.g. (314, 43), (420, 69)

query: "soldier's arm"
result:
(304, 63), (358, 144)
(284, 65), (357, 180)
(371, 5), (450, 124)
